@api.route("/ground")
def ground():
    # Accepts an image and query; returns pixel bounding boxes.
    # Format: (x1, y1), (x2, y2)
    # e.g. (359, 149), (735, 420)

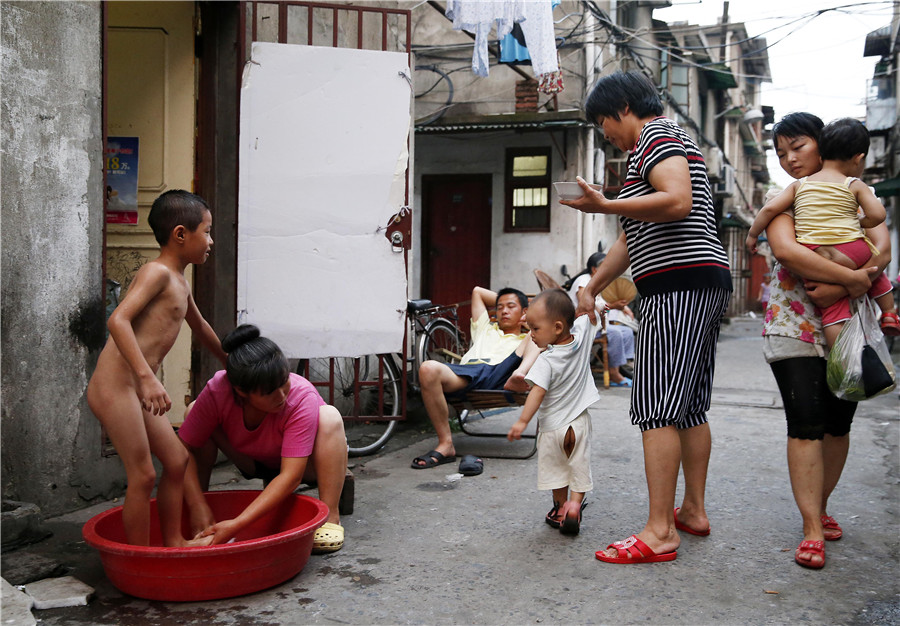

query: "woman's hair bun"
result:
(222, 324), (261, 353)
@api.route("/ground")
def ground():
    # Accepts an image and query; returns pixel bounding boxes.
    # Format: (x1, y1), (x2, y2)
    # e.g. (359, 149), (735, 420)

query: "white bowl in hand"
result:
(553, 181), (600, 201)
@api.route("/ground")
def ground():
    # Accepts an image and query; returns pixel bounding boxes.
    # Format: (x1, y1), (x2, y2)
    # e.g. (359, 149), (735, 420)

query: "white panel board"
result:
(238, 42), (410, 358)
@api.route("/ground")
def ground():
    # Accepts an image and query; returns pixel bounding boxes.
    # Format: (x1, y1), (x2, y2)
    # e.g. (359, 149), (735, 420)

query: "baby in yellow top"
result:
(746, 117), (899, 345)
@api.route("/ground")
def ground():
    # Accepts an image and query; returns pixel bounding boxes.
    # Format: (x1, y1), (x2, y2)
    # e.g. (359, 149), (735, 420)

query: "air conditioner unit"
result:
(706, 147), (724, 180)
(714, 163), (735, 197)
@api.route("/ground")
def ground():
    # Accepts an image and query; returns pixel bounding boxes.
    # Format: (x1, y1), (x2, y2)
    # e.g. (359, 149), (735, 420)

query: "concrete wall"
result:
(2, 1), (124, 516)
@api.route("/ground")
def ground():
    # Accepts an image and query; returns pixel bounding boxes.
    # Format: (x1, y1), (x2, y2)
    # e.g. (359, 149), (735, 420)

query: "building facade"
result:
(2, 0), (774, 516)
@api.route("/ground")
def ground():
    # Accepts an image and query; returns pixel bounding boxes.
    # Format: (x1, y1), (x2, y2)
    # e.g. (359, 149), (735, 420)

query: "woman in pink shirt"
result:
(179, 324), (347, 553)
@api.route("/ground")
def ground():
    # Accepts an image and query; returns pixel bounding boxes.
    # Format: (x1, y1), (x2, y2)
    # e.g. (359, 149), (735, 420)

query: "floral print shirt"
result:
(762, 263), (824, 345)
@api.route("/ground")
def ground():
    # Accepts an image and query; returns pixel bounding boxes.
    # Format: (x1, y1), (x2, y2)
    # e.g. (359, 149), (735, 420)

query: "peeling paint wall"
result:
(2, 1), (124, 515)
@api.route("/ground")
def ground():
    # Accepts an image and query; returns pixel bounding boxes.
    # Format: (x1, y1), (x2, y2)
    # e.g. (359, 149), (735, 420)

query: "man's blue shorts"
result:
(446, 351), (523, 395)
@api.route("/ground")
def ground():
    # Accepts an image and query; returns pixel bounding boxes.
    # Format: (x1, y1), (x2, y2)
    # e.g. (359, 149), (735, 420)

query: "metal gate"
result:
(722, 223), (750, 317)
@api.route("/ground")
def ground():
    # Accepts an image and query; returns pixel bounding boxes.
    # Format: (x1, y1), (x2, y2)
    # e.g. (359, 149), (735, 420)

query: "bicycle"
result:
(297, 299), (464, 457)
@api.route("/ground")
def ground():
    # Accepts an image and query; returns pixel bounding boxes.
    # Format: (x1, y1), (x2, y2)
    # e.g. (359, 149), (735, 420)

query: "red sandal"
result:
(595, 535), (677, 564)
(795, 540), (825, 569)
(881, 311), (900, 336)
(820, 515), (842, 541)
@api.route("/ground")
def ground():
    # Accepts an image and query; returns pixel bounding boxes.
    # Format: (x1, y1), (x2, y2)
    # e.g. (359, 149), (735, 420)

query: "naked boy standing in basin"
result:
(86, 190), (226, 547)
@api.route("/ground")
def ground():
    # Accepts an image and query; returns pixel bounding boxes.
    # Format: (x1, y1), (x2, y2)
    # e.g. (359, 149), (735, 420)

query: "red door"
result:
(422, 175), (492, 335)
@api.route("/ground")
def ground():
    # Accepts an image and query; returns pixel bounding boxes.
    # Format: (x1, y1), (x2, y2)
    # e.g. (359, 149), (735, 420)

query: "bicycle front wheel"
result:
(417, 318), (464, 367)
(303, 355), (401, 457)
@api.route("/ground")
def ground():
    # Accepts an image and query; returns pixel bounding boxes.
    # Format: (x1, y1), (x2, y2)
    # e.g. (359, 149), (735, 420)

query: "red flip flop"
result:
(820, 515), (842, 541)
(674, 507), (710, 536)
(595, 535), (677, 564)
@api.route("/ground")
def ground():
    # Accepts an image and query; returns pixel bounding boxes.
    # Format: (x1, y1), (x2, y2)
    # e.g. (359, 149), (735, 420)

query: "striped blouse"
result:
(618, 117), (732, 296)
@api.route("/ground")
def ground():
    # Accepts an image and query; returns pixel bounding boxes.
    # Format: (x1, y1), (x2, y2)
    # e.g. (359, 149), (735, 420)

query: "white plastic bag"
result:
(826, 297), (896, 401)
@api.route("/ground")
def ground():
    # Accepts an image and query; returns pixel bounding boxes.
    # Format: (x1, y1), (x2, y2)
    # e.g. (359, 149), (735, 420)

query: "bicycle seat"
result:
(407, 299), (433, 313)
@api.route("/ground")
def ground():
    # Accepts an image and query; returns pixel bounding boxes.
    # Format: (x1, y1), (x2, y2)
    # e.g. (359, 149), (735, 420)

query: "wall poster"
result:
(105, 136), (139, 225)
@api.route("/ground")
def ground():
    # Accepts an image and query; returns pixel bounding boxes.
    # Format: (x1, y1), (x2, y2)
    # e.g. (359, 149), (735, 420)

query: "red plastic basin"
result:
(82, 490), (328, 601)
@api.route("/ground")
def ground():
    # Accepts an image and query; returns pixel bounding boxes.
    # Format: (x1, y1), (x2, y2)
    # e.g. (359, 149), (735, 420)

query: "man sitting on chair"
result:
(411, 286), (541, 470)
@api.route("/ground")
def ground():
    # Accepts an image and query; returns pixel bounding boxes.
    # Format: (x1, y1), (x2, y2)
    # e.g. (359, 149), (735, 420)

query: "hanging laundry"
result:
(446, 0), (524, 77)
(500, 23), (531, 64)
(538, 69), (564, 94)
(517, 0), (559, 77)
(446, 0), (562, 92)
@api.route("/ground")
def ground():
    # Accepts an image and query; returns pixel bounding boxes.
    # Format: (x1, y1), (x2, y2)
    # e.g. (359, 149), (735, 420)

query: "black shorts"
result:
(769, 357), (856, 440)
(239, 460), (280, 483)
(446, 351), (523, 395)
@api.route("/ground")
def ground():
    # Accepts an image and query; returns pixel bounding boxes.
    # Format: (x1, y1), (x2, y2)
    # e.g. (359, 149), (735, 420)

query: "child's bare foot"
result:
(504, 373), (530, 392)
(183, 535), (215, 548)
(559, 500), (584, 535)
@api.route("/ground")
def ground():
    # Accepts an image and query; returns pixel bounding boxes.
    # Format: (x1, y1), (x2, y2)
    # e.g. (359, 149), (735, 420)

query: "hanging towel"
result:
(517, 0), (558, 77)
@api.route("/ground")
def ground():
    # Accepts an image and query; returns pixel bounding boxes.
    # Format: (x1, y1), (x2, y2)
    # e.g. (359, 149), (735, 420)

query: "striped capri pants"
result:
(630, 288), (731, 432)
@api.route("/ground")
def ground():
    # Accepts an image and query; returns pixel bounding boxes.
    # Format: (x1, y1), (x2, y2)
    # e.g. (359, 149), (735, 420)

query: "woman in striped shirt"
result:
(562, 70), (732, 564)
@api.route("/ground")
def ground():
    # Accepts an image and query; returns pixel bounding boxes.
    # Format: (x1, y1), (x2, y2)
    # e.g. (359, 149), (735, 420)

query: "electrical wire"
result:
(410, 0), (893, 117)
(412, 1), (893, 84)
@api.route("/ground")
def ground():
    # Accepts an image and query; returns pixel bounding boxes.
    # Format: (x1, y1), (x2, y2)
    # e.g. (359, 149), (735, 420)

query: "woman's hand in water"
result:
(197, 518), (241, 545)
(184, 533), (215, 547)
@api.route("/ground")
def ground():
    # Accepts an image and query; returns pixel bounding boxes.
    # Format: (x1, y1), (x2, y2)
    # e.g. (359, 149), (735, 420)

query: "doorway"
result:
(105, 1), (197, 420)
(421, 175), (493, 332)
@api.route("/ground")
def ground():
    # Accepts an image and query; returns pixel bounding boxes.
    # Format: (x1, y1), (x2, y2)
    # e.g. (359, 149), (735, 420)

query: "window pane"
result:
(512, 155), (548, 177)
(512, 207), (549, 229)
(512, 187), (549, 207)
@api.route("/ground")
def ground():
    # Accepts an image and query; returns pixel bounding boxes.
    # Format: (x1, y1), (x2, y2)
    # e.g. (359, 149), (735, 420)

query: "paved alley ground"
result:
(4, 317), (899, 625)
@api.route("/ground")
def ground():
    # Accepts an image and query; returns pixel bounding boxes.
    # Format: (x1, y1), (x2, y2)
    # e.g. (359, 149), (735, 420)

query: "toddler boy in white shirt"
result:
(508, 289), (601, 534)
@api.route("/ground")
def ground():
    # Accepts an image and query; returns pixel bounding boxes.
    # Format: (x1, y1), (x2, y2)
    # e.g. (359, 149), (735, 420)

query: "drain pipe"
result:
(580, 8), (598, 265)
